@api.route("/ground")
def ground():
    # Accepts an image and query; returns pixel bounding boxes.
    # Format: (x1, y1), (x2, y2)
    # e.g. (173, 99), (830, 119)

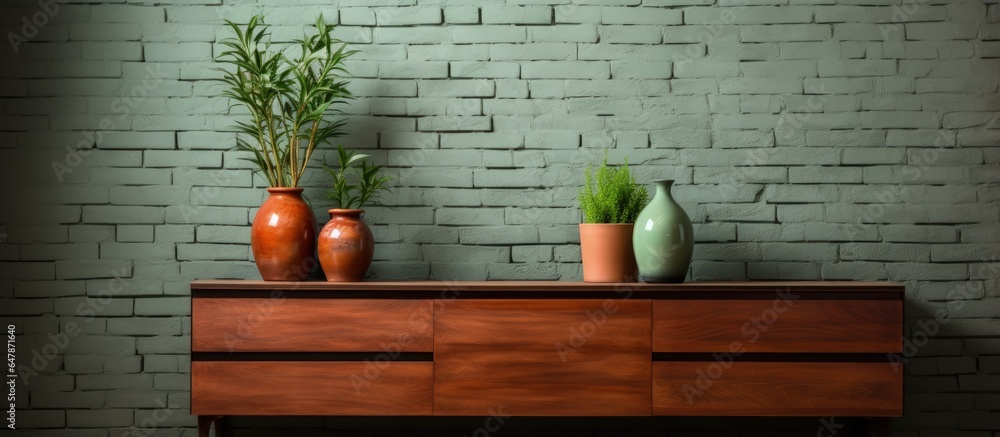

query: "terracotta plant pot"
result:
(579, 223), (638, 283)
(251, 187), (317, 281)
(318, 209), (375, 282)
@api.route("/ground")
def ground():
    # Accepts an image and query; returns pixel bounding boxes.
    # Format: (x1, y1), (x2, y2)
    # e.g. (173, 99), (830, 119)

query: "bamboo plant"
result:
(216, 14), (356, 187)
(324, 145), (391, 210)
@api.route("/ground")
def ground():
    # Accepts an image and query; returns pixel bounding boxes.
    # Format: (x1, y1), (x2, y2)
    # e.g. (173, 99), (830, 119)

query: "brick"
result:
(918, 281), (986, 301)
(83, 206), (163, 225)
(453, 26), (527, 43)
(608, 60), (673, 79)
(418, 80), (494, 97)
(56, 260), (132, 280)
(96, 131), (174, 150)
(417, 116), (492, 132)
(55, 296), (133, 317)
(17, 410), (66, 428)
(106, 390), (168, 409)
(887, 263), (968, 281)
(818, 59), (896, 77)
(133, 409), (197, 427)
(144, 355), (179, 373)
(31, 391), (106, 409)
(451, 61), (519, 78)
(603, 7), (681, 25)
(580, 44), (702, 61)
(488, 263), (559, 280)
(116, 225), (153, 243)
(154, 373), (189, 390)
(134, 297), (189, 316)
(906, 22), (979, 40)
(491, 43), (575, 61)
(374, 7), (441, 26)
(483, 5), (551, 24)
(705, 204), (775, 222)
(429, 263), (487, 280)
(90, 4), (164, 22)
(145, 150), (221, 168)
(378, 61), (447, 79)
(695, 167), (787, 184)
(555, 5), (602, 23)
(512, 245), (553, 263)
(444, 6), (479, 24)
(102, 243), (174, 260)
(109, 187), (189, 207)
(77, 374), (152, 391)
(441, 132), (524, 150)
(720, 78), (801, 94)
(742, 24), (831, 42)
(789, 166), (863, 184)
(711, 130), (774, 148)
(531, 25), (598, 43)
(21, 243), (98, 261)
(687, 6), (812, 24)
(522, 61), (610, 79)
(340, 8), (375, 25)
(165, 205), (247, 225)
(107, 318), (182, 336)
(460, 226), (539, 245)
(0, 298), (53, 315)
(137, 336), (190, 354)
(423, 245), (510, 263)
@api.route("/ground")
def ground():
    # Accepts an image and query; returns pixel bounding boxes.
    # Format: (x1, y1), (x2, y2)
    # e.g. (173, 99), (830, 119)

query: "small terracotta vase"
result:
(579, 223), (638, 283)
(318, 209), (375, 282)
(251, 187), (317, 281)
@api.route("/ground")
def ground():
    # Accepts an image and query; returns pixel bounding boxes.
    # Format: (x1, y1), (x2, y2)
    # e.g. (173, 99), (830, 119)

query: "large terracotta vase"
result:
(632, 179), (694, 283)
(251, 187), (317, 281)
(579, 223), (638, 283)
(318, 209), (375, 282)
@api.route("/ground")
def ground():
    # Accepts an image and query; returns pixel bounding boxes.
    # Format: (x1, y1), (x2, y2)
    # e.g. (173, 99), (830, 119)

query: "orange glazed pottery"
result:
(579, 223), (638, 283)
(318, 209), (375, 282)
(250, 187), (317, 281)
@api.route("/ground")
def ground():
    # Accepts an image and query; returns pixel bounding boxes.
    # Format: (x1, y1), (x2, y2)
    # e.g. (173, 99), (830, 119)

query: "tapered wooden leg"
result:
(214, 416), (226, 437)
(198, 416), (224, 437)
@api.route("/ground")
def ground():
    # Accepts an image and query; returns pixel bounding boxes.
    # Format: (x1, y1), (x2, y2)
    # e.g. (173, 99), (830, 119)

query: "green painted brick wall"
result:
(1, 0), (999, 435)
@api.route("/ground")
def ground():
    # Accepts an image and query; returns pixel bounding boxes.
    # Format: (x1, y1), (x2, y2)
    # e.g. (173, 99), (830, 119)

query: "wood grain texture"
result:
(192, 280), (903, 293)
(192, 298), (432, 352)
(653, 299), (902, 353)
(192, 361), (433, 416)
(434, 299), (652, 416)
(652, 361), (903, 416)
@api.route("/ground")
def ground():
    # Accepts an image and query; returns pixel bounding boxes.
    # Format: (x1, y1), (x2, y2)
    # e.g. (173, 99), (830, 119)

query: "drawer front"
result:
(434, 299), (651, 416)
(653, 361), (903, 416)
(192, 361), (433, 416)
(192, 298), (433, 352)
(653, 299), (902, 353)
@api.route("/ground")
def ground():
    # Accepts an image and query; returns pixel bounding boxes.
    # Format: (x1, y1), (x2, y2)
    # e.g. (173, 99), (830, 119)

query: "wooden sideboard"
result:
(190, 280), (904, 436)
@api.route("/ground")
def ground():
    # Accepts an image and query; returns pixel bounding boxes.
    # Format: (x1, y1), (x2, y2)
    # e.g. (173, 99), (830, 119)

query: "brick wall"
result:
(0, 0), (998, 435)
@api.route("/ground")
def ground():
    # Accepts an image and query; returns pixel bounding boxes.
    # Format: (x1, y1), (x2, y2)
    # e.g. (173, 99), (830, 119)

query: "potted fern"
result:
(216, 14), (355, 280)
(578, 153), (648, 282)
(317, 146), (391, 282)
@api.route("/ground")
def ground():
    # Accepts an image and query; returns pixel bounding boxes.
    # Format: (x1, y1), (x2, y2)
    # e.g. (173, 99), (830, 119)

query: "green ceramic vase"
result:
(632, 180), (693, 283)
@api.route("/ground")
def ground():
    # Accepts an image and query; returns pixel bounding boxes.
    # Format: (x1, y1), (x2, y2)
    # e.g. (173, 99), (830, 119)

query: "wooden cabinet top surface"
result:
(192, 280), (902, 294)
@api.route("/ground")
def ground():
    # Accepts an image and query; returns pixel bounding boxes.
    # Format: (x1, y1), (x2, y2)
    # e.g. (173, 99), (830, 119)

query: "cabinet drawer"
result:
(653, 299), (902, 353)
(652, 361), (902, 416)
(192, 298), (433, 352)
(192, 361), (433, 416)
(434, 299), (651, 416)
